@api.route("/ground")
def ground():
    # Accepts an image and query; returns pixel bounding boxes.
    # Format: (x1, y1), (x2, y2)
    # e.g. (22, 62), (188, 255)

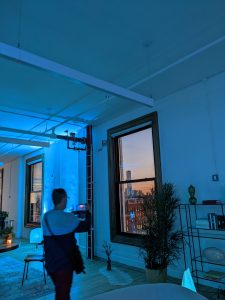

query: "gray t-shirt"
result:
(42, 209), (80, 236)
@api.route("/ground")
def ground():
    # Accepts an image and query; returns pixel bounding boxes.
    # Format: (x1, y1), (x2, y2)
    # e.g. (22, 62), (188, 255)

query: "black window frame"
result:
(107, 112), (162, 246)
(24, 155), (44, 228)
(0, 168), (3, 211)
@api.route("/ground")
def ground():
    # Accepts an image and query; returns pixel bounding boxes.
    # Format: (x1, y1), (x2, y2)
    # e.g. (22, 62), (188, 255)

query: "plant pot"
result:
(145, 268), (167, 283)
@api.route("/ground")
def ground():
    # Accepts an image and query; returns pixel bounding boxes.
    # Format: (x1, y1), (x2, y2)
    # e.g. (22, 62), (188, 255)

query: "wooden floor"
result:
(0, 239), (221, 299)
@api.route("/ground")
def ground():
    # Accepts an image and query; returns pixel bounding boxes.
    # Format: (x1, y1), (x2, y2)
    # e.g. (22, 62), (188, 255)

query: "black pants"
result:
(50, 267), (73, 300)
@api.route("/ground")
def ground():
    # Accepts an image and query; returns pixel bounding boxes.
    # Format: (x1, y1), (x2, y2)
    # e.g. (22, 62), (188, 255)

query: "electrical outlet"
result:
(212, 174), (219, 181)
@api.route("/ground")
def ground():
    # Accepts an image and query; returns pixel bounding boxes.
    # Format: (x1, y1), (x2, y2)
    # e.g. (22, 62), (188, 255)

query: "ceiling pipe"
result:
(0, 42), (154, 107)
(0, 136), (50, 147)
(0, 126), (86, 144)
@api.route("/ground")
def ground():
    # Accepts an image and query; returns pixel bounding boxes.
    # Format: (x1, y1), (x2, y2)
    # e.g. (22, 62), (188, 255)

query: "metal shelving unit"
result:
(179, 203), (225, 294)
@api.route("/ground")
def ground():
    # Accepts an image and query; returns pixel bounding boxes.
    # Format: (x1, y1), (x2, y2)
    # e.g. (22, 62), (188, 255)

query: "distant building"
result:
(126, 170), (132, 197)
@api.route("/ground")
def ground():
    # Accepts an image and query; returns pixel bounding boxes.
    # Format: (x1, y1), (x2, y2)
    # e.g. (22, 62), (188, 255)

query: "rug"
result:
(0, 256), (54, 300)
(99, 267), (133, 286)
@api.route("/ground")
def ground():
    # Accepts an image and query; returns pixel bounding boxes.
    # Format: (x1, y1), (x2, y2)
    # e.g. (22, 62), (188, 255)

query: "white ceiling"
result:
(0, 0), (225, 162)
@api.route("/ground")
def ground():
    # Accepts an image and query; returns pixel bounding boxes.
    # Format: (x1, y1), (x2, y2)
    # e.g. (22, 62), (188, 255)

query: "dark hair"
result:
(52, 188), (67, 206)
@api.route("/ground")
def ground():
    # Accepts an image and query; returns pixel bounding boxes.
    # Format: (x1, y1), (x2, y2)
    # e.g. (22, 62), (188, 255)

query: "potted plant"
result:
(102, 240), (112, 271)
(140, 183), (182, 283)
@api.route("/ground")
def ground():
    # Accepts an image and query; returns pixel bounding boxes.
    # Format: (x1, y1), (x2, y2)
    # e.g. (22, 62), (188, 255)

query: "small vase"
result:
(107, 257), (111, 271)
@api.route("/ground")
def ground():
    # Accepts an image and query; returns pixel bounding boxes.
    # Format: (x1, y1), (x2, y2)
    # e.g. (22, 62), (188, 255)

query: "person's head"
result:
(52, 188), (67, 210)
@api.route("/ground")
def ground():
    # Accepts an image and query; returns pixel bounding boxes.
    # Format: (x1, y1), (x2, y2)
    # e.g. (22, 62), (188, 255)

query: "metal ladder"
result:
(86, 125), (94, 259)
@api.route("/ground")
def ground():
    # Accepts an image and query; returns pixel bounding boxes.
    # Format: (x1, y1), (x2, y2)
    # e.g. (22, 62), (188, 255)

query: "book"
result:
(202, 200), (222, 205)
(204, 270), (225, 280)
(208, 213), (217, 229)
(217, 215), (225, 230)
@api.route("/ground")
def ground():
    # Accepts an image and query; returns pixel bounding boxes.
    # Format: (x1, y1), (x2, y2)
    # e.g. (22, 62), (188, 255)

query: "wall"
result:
(1, 140), (79, 239)
(1, 158), (24, 238)
(90, 71), (225, 279)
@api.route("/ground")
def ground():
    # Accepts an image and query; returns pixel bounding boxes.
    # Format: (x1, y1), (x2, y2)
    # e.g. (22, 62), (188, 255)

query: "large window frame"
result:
(0, 168), (3, 211)
(24, 155), (44, 228)
(108, 112), (162, 246)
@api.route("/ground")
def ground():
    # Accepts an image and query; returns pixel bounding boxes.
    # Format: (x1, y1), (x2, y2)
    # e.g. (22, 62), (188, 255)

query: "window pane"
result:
(31, 162), (42, 191)
(118, 128), (155, 181)
(119, 181), (155, 235)
(29, 191), (41, 223)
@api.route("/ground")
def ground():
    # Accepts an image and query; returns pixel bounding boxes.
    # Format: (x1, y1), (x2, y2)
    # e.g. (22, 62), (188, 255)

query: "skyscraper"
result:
(126, 170), (132, 197)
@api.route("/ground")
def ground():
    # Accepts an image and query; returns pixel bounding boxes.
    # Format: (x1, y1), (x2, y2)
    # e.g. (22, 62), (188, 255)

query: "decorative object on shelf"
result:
(0, 211), (9, 230)
(202, 200), (222, 205)
(203, 247), (225, 263)
(217, 215), (225, 230)
(102, 240), (112, 271)
(139, 183), (182, 283)
(188, 185), (197, 205)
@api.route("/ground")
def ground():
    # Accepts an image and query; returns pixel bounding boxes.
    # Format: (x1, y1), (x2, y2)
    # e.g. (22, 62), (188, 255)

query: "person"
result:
(42, 188), (91, 300)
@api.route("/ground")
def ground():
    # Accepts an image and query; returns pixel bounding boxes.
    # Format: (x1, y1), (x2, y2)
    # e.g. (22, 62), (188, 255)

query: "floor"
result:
(0, 239), (222, 299)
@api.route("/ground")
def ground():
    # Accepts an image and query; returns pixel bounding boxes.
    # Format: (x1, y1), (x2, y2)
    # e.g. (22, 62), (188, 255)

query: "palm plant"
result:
(140, 183), (182, 271)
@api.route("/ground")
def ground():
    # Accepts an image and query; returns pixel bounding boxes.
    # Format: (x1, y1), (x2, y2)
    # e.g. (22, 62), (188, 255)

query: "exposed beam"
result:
(130, 34), (225, 88)
(0, 42), (154, 107)
(0, 136), (50, 147)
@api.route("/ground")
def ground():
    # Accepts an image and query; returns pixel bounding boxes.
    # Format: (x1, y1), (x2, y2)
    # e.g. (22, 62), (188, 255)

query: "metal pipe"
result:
(0, 126), (86, 143)
(0, 137), (49, 147)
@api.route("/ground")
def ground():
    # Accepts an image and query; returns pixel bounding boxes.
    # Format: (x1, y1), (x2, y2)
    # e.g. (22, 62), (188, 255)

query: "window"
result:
(25, 155), (43, 227)
(108, 112), (162, 246)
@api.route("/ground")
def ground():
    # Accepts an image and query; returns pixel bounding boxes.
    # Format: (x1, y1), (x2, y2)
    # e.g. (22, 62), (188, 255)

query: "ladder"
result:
(86, 125), (94, 259)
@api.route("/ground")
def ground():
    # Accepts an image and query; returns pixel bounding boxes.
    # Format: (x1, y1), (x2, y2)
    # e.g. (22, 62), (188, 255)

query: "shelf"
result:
(179, 204), (225, 288)
(192, 256), (225, 267)
(192, 269), (225, 284)
(182, 228), (225, 240)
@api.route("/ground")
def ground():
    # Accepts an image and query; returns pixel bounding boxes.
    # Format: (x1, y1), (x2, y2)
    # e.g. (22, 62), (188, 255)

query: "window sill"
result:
(25, 223), (41, 229)
(111, 233), (144, 247)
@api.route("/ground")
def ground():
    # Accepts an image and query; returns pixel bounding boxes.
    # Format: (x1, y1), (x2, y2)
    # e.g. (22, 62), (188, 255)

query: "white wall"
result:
(91, 71), (225, 278)
(2, 158), (23, 238)
(1, 140), (79, 239)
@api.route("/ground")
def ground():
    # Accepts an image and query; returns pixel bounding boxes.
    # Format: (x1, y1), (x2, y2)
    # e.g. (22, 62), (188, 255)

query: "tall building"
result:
(126, 170), (132, 197)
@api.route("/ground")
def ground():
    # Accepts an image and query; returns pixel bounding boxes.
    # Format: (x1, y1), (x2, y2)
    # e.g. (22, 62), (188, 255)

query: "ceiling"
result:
(0, 0), (225, 162)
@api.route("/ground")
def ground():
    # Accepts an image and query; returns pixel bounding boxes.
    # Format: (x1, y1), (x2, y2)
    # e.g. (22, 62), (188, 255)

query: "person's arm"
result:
(74, 211), (91, 233)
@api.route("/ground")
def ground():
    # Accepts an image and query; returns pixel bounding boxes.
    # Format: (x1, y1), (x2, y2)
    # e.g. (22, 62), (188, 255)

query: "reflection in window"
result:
(25, 156), (43, 226)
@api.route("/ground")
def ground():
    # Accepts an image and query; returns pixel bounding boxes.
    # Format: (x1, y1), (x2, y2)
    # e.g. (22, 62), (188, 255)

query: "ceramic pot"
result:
(145, 268), (167, 283)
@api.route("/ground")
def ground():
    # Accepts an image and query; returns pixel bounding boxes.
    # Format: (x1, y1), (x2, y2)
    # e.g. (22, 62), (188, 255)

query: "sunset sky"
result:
(119, 128), (155, 193)
(120, 128), (155, 180)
